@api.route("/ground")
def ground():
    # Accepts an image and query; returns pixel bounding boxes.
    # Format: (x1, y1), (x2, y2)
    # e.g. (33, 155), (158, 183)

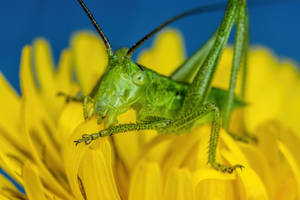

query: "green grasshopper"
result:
(61, 0), (253, 173)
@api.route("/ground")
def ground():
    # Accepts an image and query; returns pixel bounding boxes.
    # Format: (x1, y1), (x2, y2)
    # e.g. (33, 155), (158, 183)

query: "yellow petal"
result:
(56, 49), (72, 93)
(0, 147), (24, 185)
(163, 168), (195, 200)
(256, 123), (281, 167)
(193, 168), (237, 199)
(211, 46), (245, 96)
(277, 141), (300, 198)
(33, 38), (55, 90)
(245, 48), (282, 132)
(57, 102), (84, 145)
(276, 122), (300, 173)
(223, 150), (269, 200)
(254, 121), (300, 199)
(221, 139), (268, 200)
(63, 117), (108, 199)
(79, 146), (120, 200)
(112, 110), (141, 171)
(71, 32), (108, 94)
(21, 45), (66, 172)
(196, 179), (236, 199)
(221, 130), (248, 165)
(186, 130), (238, 200)
(213, 46), (234, 89)
(162, 126), (210, 174)
(281, 81), (300, 135)
(20, 46), (38, 99)
(23, 161), (47, 200)
(220, 132), (269, 200)
(238, 143), (275, 199)
(63, 121), (94, 199)
(22, 108), (72, 199)
(129, 160), (162, 200)
(0, 193), (13, 200)
(276, 62), (300, 135)
(55, 49), (75, 116)
(114, 110), (172, 171)
(257, 121), (300, 175)
(192, 168), (235, 184)
(20, 45), (63, 160)
(137, 134), (173, 165)
(0, 72), (26, 155)
(20, 49), (72, 198)
(182, 126), (213, 170)
(138, 29), (185, 76)
(33, 39), (59, 117)
(0, 72), (20, 135)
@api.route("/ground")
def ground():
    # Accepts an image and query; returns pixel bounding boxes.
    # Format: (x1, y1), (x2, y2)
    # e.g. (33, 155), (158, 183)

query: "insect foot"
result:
(211, 163), (244, 174)
(245, 133), (258, 144)
(57, 92), (72, 102)
(74, 133), (99, 146)
(57, 92), (83, 103)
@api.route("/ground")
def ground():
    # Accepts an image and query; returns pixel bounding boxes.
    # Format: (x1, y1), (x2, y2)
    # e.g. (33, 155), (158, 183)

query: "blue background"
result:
(0, 0), (300, 93)
(0, 0), (300, 193)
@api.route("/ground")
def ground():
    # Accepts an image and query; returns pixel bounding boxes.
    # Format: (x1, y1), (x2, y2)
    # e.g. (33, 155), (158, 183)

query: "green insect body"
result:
(87, 47), (243, 129)
(61, 0), (256, 173)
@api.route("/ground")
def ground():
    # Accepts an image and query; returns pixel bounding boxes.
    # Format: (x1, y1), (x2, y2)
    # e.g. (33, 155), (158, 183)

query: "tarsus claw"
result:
(57, 92), (71, 102)
(74, 134), (93, 146)
(222, 164), (244, 173)
(211, 163), (244, 174)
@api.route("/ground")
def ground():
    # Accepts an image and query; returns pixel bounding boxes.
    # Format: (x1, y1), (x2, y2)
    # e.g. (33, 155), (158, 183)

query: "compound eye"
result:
(133, 71), (146, 86)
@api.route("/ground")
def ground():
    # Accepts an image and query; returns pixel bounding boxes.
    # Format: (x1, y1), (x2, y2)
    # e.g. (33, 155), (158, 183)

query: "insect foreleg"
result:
(74, 119), (172, 145)
(74, 102), (243, 173)
(74, 104), (218, 146)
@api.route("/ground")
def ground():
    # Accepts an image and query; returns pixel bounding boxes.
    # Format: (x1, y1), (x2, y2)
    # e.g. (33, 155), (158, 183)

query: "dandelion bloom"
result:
(0, 29), (300, 200)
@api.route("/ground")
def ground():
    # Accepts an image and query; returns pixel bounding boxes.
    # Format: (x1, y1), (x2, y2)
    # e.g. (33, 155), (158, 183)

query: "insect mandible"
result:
(59, 0), (255, 173)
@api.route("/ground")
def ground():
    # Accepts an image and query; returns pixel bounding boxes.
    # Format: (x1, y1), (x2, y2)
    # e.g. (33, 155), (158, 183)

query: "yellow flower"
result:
(0, 29), (300, 200)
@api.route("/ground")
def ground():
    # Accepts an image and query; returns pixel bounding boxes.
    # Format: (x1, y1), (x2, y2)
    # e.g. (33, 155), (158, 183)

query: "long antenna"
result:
(77, 0), (113, 56)
(126, 0), (285, 57)
(126, 2), (227, 57)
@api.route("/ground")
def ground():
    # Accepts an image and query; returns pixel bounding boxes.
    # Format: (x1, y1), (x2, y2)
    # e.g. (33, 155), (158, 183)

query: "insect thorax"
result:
(133, 69), (188, 122)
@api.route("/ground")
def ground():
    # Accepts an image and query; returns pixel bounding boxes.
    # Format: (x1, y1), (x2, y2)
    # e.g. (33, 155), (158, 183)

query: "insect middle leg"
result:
(169, 103), (243, 173)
